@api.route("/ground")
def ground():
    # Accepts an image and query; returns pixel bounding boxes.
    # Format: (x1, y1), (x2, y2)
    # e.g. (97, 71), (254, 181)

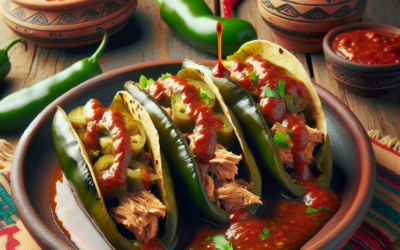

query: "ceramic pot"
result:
(258, 0), (367, 53)
(323, 22), (400, 97)
(0, 0), (137, 48)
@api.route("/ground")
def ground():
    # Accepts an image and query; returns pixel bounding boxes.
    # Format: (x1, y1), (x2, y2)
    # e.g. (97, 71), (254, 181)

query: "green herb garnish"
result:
(206, 236), (211, 241)
(213, 234), (233, 250)
(292, 210), (298, 213)
(275, 80), (286, 99)
(274, 131), (289, 148)
(306, 207), (330, 213)
(263, 85), (278, 98)
(139, 75), (155, 89)
(161, 72), (171, 79)
(200, 92), (211, 100)
(248, 71), (259, 82)
(103, 130), (111, 136)
(286, 130), (292, 135)
(306, 207), (321, 213)
(261, 228), (271, 240)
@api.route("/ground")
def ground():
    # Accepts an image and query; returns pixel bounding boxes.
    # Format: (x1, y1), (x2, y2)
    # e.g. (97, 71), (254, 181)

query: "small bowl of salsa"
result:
(323, 22), (400, 96)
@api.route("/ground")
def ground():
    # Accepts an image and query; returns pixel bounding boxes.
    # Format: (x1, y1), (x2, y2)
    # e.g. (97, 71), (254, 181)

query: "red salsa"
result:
(186, 178), (341, 250)
(331, 29), (400, 65)
(84, 99), (132, 198)
(146, 76), (223, 165)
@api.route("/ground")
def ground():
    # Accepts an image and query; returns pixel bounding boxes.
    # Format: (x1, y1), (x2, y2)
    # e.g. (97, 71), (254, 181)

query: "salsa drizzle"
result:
(146, 76), (224, 166)
(84, 99), (132, 198)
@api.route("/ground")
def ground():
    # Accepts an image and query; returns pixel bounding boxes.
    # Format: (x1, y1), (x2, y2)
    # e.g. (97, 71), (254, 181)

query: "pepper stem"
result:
(1, 38), (28, 56)
(87, 27), (108, 65)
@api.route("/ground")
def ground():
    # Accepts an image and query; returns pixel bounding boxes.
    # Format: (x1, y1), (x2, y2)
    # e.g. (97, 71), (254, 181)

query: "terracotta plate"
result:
(11, 59), (375, 250)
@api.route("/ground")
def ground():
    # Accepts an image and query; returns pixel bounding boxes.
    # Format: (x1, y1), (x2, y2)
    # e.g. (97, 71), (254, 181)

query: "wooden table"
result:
(1, 0), (399, 149)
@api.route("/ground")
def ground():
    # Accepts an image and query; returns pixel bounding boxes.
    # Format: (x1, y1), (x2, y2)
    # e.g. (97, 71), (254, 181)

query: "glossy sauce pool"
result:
(49, 165), (113, 250)
(51, 165), (341, 250)
(50, 165), (165, 250)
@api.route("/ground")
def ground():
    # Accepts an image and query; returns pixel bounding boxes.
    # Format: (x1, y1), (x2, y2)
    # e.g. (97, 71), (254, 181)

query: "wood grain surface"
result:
(0, 0), (399, 149)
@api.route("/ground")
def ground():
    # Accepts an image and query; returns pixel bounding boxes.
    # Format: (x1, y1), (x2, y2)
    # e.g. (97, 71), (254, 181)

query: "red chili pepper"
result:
(223, 0), (241, 18)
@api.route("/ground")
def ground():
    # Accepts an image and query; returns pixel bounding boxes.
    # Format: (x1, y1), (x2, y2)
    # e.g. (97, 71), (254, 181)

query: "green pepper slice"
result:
(215, 112), (235, 150)
(182, 59), (333, 198)
(171, 92), (195, 133)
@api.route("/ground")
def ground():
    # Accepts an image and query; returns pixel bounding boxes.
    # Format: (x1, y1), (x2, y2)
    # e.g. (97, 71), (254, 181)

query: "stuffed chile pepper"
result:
(183, 40), (333, 199)
(52, 92), (178, 249)
(124, 68), (262, 227)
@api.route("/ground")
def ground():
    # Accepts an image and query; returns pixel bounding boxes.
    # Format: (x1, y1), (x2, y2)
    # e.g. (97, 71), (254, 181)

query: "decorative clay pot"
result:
(0, 0), (137, 47)
(258, 0), (367, 53)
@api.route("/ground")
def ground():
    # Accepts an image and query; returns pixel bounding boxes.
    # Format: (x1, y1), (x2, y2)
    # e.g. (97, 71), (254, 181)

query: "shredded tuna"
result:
(110, 191), (167, 243)
(271, 122), (323, 167)
(277, 146), (294, 168)
(306, 125), (323, 143)
(203, 175), (215, 201)
(214, 179), (262, 212)
(209, 144), (242, 180)
(138, 150), (153, 172)
(188, 134), (196, 155)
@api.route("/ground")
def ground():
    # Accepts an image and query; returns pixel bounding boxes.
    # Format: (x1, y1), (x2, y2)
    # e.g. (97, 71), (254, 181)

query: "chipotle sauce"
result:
(186, 180), (340, 250)
(146, 76), (224, 165)
(215, 55), (312, 184)
(331, 29), (400, 65)
(85, 99), (132, 198)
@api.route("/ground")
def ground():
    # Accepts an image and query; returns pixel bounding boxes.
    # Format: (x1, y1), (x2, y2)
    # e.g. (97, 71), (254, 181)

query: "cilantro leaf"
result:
(275, 80), (286, 99)
(306, 207), (321, 213)
(200, 92), (211, 100)
(147, 78), (155, 85)
(274, 131), (289, 148)
(139, 76), (155, 89)
(286, 130), (292, 135)
(322, 207), (330, 211)
(248, 71), (259, 81)
(263, 85), (278, 98)
(261, 228), (271, 241)
(213, 234), (233, 250)
(206, 236), (211, 241)
(139, 75), (148, 88)
(103, 130), (111, 136)
(161, 72), (171, 79)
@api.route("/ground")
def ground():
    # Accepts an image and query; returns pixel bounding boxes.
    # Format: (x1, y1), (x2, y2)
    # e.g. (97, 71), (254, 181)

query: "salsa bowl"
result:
(323, 22), (400, 97)
(11, 59), (375, 249)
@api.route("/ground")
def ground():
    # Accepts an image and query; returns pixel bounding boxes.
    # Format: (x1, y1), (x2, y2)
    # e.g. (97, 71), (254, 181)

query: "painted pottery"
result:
(323, 22), (400, 97)
(10, 59), (375, 249)
(258, 0), (367, 53)
(0, 0), (138, 47)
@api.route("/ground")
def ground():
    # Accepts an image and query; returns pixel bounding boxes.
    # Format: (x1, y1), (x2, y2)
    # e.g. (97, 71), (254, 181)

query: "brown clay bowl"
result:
(11, 59), (375, 249)
(323, 22), (400, 97)
(0, 0), (137, 47)
(258, 0), (366, 53)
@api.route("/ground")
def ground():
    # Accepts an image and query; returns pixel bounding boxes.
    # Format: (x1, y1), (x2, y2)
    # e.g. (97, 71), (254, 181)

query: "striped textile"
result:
(344, 138), (400, 250)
